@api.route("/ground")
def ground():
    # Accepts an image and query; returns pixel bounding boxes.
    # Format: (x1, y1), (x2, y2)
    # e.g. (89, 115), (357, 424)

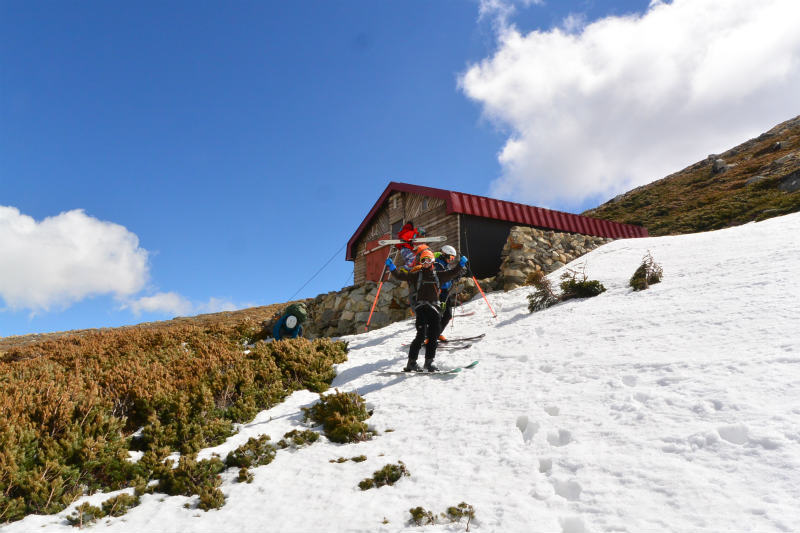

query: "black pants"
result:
(408, 304), (441, 361)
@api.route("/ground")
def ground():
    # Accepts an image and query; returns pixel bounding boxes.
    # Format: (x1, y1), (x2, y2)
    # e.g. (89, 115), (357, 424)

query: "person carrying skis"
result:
(434, 245), (463, 341)
(385, 249), (469, 372)
(395, 221), (425, 270)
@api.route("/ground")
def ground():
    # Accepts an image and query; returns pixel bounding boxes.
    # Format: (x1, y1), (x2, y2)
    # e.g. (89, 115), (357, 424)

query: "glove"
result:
(459, 256), (468, 267)
(385, 258), (396, 272)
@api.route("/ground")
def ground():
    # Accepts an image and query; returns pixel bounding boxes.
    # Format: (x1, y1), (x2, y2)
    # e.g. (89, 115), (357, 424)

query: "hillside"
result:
(5, 211), (799, 532)
(583, 115), (800, 235)
(0, 303), (291, 354)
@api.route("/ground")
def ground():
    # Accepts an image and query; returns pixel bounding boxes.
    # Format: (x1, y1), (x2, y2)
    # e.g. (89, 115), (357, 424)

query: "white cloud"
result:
(126, 294), (241, 317)
(461, 0), (800, 208)
(478, 0), (543, 32)
(0, 206), (149, 311)
(127, 292), (193, 316)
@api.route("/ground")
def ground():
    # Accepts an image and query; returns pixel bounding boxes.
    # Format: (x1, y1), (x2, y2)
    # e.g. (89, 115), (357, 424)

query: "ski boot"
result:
(403, 359), (423, 372)
(423, 359), (439, 372)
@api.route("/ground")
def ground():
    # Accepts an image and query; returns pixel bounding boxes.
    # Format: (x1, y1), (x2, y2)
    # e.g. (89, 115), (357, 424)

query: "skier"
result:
(385, 249), (469, 372)
(272, 303), (307, 340)
(395, 221), (425, 269)
(434, 245), (463, 341)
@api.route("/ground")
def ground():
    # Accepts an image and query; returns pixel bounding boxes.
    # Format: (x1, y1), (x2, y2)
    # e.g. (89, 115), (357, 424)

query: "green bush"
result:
(303, 390), (372, 444)
(237, 468), (254, 484)
(409, 506), (436, 526)
(154, 455), (225, 504)
(559, 267), (606, 300)
(224, 435), (277, 469)
(101, 493), (140, 517)
(629, 251), (663, 291)
(527, 271), (560, 312)
(66, 502), (105, 528)
(358, 462), (409, 490)
(444, 502), (476, 528)
(277, 429), (320, 449)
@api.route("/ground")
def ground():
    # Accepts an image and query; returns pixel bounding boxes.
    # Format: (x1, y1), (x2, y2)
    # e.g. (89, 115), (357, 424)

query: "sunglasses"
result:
(420, 257), (434, 264)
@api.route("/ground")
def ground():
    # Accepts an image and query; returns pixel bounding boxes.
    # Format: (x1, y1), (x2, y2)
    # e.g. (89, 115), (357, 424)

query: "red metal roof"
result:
(346, 182), (648, 260)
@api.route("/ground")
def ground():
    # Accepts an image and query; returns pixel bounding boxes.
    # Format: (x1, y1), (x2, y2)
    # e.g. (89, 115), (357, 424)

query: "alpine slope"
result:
(5, 212), (800, 533)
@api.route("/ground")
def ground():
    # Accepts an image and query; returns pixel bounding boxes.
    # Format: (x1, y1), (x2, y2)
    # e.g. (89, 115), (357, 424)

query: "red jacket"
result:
(396, 223), (419, 250)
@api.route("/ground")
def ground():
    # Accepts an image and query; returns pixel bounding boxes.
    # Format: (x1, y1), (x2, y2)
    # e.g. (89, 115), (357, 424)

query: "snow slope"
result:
(5, 213), (800, 533)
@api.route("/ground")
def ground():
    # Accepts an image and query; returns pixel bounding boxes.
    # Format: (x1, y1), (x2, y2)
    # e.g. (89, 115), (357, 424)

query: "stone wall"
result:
(301, 226), (613, 337)
(495, 226), (613, 291)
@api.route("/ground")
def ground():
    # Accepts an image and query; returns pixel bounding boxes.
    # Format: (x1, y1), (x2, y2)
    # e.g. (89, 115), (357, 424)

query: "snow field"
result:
(3, 212), (799, 532)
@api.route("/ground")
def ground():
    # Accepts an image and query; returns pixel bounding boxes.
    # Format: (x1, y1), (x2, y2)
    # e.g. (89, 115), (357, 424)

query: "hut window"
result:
(422, 198), (429, 211)
(392, 220), (403, 237)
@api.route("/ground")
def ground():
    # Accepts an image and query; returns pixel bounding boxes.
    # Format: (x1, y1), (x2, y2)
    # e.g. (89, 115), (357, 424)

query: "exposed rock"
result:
(745, 175), (767, 187)
(712, 159), (729, 174)
(778, 169), (800, 193)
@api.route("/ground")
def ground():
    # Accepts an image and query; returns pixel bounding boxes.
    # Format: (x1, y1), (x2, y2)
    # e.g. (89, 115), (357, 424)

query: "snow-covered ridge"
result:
(5, 213), (800, 533)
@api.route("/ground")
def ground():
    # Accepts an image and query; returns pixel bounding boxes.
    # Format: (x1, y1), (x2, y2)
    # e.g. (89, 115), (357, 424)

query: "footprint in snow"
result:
(718, 424), (749, 445)
(560, 515), (587, 533)
(552, 478), (582, 501)
(547, 429), (573, 447)
(516, 415), (540, 444)
(543, 405), (560, 416)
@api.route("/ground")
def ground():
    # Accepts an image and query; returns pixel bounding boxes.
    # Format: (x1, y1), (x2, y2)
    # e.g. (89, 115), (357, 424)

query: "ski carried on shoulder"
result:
(381, 360), (479, 376)
(377, 236), (447, 246)
(440, 333), (486, 344)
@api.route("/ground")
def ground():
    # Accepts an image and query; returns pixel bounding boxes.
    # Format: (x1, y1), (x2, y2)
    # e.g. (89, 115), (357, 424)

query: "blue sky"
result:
(2, 0), (799, 337)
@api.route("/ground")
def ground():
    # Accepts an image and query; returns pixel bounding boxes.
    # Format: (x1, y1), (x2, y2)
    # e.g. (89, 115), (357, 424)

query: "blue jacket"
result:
(273, 314), (303, 340)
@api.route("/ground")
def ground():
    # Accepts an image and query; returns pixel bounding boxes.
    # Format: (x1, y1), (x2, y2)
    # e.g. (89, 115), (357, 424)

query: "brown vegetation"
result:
(0, 321), (347, 522)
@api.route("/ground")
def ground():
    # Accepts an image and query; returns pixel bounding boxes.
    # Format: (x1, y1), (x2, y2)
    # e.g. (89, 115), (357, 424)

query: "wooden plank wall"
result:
(353, 192), (466, 285)
(353, 207), (390, 284)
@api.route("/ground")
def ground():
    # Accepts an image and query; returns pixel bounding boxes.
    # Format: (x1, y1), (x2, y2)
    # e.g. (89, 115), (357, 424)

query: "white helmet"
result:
(441, 245), (457, 257)
(285, 315), (298, 329)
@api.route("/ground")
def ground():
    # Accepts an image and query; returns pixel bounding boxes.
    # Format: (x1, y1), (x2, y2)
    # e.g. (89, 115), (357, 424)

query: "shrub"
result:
(101, 493), (140, 517)
(303, 390), (372, 444)
(409, 506), (436, 526)
(197, 486), (226, 511)
(154, 455), (225, 504)
(358, 462), (409, 490)
(528, 265), (605, 313)
(0, 325), (348, 522)
(277, 429), (320, 449)
(237, 468), (254, 484)
(444, 502), (476, 531)
(66, 503), (104, 528)
(526, 271), (560, 312)
(559, 266), (606, 301)
(629, 251), (663, 291)
(225, 435), (277, 469)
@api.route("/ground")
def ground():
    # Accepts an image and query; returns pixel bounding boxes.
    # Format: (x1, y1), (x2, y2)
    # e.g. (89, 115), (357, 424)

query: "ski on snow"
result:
(401, 334), (484, 348)
(381, 360), (479, 376)
(440, 333), (485, 344)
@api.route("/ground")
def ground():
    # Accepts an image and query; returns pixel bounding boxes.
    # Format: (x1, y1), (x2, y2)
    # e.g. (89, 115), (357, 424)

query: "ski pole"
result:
(472, 275), (497, 319)
(365, 250), (396, 331)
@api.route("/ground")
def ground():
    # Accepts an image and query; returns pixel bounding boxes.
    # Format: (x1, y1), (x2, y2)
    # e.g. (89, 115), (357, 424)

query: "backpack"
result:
(284, 303), (308, 324)
(408, 269), (440, 310)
